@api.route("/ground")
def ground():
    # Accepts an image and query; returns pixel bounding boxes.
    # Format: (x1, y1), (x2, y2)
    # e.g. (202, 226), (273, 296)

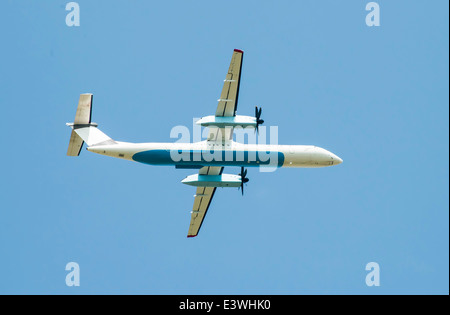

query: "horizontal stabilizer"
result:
(75, 94), (93, 124)
(66, 94), (93, 156)
(67, 130), (84, 156)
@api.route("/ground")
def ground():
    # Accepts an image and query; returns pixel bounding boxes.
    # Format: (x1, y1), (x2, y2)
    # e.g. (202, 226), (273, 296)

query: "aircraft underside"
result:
(66, 49), (343, 237)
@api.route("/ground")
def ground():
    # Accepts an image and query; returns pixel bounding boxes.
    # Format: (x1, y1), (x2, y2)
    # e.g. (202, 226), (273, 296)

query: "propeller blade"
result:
(255, 106), (264, 134)
(239, 167), (249, 195)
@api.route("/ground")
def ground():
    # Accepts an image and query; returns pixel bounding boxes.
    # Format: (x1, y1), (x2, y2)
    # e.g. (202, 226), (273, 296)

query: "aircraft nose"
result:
(331, 154), (343, 165)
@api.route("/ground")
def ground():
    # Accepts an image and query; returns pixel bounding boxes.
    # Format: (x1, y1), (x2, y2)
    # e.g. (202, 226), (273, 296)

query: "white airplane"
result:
(66, 49), (343, 238)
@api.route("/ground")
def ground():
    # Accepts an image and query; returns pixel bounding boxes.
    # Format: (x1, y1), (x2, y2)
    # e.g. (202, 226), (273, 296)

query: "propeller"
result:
(238, 167), (249, 195)
(255, 106), (264, 133)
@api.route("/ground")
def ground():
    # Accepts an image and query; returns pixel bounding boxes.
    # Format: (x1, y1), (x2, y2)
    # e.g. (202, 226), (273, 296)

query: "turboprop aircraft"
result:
(66, 49), (343, 238)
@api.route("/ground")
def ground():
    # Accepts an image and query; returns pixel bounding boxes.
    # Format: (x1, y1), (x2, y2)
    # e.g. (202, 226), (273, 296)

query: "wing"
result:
(187, 166), (223, 237)
(208, 49), (244, 142)
(216, 49), (243, 117)
(187, 49), (244, 237)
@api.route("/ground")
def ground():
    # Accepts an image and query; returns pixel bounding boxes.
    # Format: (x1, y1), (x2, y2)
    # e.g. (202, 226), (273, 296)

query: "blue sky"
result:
(0, 0), (448, 294)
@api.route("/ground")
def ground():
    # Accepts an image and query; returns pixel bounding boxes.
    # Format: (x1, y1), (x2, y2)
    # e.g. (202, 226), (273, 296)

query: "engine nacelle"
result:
(196, 115), (257, 129)
(181, 174), (242, 188)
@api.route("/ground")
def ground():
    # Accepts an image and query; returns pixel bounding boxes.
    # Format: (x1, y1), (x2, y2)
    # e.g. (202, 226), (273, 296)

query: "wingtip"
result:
(234, 49), (244, 54)
(187, 235), (197, 238)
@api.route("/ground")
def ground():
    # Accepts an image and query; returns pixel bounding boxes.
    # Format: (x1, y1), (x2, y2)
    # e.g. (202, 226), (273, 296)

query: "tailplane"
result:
(66, 93), (115, 156)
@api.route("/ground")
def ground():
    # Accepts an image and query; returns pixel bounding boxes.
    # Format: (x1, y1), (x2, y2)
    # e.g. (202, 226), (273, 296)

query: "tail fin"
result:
(66, 94), (115, 156)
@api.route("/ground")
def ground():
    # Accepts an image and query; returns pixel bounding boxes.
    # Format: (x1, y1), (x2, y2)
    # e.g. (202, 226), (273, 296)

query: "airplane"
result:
(66, 49), (343, 238)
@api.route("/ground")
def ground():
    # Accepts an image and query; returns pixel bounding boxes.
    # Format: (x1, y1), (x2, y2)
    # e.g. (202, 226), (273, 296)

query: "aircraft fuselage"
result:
(87, 141), (343, 169)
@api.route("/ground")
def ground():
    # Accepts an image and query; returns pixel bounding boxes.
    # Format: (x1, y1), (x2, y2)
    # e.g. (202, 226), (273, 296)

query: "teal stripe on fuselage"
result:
(132, 150), (285, 167)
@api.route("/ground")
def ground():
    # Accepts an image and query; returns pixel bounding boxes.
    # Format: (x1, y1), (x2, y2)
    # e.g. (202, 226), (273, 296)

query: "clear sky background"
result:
(0, 1), (448, 294)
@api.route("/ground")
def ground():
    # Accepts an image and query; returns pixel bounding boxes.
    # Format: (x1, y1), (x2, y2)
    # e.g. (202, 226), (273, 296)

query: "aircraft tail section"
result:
(66, 93), (115, 156)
